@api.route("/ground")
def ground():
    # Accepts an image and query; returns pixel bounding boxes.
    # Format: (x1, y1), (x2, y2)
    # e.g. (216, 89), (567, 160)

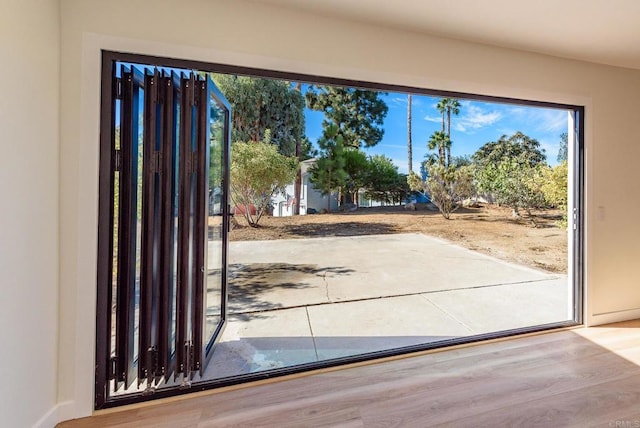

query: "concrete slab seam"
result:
(305, 307), (320, 361)
(421, 294), (476, 334)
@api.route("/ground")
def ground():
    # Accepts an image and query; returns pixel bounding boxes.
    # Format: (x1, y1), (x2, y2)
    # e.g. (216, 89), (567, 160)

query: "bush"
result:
(541, 161), (569, 227)
(475, 157), (546, 218)
(408, 164), (474, 219)
(230, 141), (298, 226)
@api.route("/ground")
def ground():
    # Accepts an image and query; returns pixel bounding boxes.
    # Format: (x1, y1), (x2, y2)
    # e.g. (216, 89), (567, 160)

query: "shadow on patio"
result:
(228, 262), (355, 319)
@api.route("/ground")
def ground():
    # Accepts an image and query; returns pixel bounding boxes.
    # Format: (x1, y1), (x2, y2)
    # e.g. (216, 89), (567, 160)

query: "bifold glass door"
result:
(97, 52), (583, 410)
(96, 61), (231, 407)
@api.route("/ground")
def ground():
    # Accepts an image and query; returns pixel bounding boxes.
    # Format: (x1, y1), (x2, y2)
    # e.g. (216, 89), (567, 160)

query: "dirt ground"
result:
(229, 204), (568, 274)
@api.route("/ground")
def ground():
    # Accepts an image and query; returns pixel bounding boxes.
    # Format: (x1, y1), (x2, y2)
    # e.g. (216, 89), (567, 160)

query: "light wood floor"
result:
(60, 320), (640, 427)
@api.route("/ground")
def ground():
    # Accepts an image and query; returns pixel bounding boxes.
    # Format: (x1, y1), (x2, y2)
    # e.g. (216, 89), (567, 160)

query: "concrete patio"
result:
(204, 233), (570, 380)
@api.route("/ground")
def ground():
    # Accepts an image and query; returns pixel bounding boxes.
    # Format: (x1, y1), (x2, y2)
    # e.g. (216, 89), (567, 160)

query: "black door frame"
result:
(96, 52), (233, 408)
(95, 50), (585, 409)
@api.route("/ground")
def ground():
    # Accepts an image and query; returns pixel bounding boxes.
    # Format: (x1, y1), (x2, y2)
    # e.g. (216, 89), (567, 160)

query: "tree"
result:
(293, 81), (303, 215)
(408, 165), (474, 219)
(389, 173), (411, 205)
(473, 132), (548, 218)
(209, 111), (225, 191)
(557, 132), (568, 163)
(309, 124), (347, 212)
(541, 161), (569, 227)
(450, 154), (473, 168)
(407, 94), (413, 173)
(473, 131), (546, 168)
(229, 140), (298, 227)
(342, 148), (369, 204)
(414, 100), (468, 218)
(475, 158), (546, 218)
(363, 155), (403, 204)
(437, 98), (461, 166)
(427, 130), (450, 166)
(212, 74), (306, 156)
(306, 85), (389, 149)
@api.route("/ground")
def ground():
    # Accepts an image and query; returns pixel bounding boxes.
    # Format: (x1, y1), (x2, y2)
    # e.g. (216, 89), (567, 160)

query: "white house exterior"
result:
(272, 182), (307, 216)
(272, 158), (339, 216)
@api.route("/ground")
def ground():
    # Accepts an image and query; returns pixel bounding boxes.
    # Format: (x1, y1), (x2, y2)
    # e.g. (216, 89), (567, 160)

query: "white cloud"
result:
(420, 100), (568, 141)
(423, 102), (502, 133)
(538, 138), (563, 164)
(377, 143), (408, 150)
(389, 96), (408, 107)
(423, 115), (442, 124)
(505, 107), (568, 134)
(388, 94), (424, 108)
(538, 110), (569, 133)
(453, 105), (502, 133)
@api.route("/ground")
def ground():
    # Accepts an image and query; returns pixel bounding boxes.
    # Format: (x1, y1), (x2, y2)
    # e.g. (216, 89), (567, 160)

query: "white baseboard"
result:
(56, 400), (81, 426)
(588, 307), (640, 326)
(33, 401), (78, 428)
(34, 405), (59, 428)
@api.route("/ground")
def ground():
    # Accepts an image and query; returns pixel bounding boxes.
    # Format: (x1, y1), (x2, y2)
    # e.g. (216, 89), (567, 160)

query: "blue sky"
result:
(304, 90), (569, 173)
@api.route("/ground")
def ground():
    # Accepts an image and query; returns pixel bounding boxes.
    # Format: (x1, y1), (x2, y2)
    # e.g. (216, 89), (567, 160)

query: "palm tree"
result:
(407, 94), (412, 173)
(294, 81), (302, 215)
(436, 98), (461, 166)
(436, 98), (446, 134)
(427, 131), (450, 166)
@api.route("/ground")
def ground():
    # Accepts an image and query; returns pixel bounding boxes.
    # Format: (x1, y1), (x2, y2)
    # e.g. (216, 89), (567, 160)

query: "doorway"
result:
(95, 51), (584, 409)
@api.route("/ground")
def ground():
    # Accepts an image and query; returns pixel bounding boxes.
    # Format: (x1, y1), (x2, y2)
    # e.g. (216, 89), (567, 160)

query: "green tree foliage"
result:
(342, 148), (369, 204)
(557, 132), (568, 163)
(436, 98), (461, 166)
(473, 132), (548, 218)
(473, 131), (546, 168)
(408, 165), (474, 219)
(541, 161), (568, 209)
(306, 85), (389, 149)
(388, 173), (411, 205)
(364, 155), (407, 204)
(209, 111), (225, 192)
(311, 146), (408, 208)
(407, 171), (423, 193)
(413, 100), (470, 218)
(230, 140), (298, 226)
(426, 130), (450, 166)
(309, 124), (347, 212)
(475, 158), (546, 217)
(541, 161), (569, 227)
(212, 74), (306, 156)
(450, 154), (473, 167)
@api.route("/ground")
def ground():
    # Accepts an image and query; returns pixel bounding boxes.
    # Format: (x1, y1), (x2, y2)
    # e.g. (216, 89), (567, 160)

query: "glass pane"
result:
(111, 169), (120, 359)
(111, 99), (121, 359)
(205, 94), (225, 344)
(171, 95), (180, 358)
(133, 85), (144, 367)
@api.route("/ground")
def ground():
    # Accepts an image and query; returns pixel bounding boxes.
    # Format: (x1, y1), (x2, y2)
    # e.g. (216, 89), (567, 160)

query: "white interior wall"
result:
(56, 0), (640, 421)
(0, 1), (60, 427)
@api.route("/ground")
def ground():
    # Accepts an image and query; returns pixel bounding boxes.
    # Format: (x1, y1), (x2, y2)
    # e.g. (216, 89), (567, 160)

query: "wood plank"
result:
(451, 375), (640, 428)
(58, 321), (640, 427)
